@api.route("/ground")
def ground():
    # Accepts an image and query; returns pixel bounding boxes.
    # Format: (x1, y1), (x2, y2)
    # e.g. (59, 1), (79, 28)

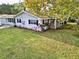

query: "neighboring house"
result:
(0, 15), (15, 26)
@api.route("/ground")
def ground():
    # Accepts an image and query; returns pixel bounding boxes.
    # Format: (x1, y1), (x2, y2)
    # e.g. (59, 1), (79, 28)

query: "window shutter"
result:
(37, 20), (38, 26)
(20, 19), (21, 23)
(28, 20), (30, 24)
(43, 20), (44, 24)
(14, 19), (15, 23)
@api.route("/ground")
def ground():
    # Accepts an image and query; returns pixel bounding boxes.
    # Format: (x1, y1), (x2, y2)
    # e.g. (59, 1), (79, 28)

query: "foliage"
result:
(24, 0), (79, 20)
(68, 17), (76, 22)
(63, 23), (79, 30)
(0, 3), (24, 14)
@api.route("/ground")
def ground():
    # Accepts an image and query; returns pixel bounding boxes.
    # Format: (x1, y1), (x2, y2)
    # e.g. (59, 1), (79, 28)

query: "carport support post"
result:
(54, 19), (57, 29)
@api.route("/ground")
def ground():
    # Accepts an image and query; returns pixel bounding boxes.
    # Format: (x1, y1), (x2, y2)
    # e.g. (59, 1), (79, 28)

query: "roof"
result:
(15, 10), (50, 20)
(0, 14), (15, 19)
(0, 10), (50, 20)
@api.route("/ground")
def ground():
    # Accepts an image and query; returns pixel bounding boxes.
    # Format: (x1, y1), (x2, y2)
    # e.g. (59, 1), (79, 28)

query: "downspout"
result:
(54, 19), (57, 29)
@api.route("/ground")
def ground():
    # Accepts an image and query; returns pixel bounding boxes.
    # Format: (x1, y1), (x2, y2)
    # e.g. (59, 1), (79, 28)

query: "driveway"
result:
(0, 25), (13, 29)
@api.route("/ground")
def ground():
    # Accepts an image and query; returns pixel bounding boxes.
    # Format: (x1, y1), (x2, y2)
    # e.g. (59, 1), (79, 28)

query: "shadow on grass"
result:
(74, 35), (79, 38)
(16, 27), (79, 47)
(34, 29), (79, 47)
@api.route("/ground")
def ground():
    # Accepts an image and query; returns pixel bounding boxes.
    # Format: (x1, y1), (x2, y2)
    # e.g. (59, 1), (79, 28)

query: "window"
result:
(8, 18), (15, 23)
(17, 19), (21, 23)
(29, 20), (38, 25)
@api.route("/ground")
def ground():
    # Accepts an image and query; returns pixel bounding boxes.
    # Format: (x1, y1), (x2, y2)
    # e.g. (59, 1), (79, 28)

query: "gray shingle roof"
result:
(0, 14), (15, 19)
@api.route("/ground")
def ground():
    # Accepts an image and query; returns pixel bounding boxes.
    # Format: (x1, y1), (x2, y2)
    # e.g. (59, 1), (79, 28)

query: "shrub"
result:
(68, 19), (76, 22)
(64, 24), (79, 30)
(68, 17), (77, 23)
(77, 20), (79, 25)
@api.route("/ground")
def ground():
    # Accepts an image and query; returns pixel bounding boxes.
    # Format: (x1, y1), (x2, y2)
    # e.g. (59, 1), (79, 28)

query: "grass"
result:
(0, 26), (79, 59)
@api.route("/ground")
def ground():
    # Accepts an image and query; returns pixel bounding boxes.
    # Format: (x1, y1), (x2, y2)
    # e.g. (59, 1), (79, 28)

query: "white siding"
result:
(1, 18), (7, 25)
(0, 18), (15, 26)
(15, 12), (42, 31)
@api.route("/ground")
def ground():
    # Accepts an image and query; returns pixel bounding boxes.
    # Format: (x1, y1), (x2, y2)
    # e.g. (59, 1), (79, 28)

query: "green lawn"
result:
(0, 27), (79, 59)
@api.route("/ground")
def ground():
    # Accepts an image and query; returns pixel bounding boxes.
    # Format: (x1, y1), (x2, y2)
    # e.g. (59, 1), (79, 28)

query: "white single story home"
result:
(0, 10), (65, 31)
(0, 11), (50, 31)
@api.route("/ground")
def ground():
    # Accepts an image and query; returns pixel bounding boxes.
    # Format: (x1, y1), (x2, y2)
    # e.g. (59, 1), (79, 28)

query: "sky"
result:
(0, 0), (23, 4)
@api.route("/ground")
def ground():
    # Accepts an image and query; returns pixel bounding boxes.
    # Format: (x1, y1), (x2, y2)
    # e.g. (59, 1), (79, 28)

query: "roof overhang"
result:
(0, 14), (15, 19)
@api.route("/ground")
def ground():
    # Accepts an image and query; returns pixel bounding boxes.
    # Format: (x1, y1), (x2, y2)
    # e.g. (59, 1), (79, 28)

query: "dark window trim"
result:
(8, 18), (15, 23)
(28, 20), (38, 26)
(17, 19), (21, 23)
(43, 20), (44, 24)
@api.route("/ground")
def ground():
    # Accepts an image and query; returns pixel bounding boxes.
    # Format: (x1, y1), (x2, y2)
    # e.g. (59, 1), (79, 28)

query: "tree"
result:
(24, 0), (79, 20)
(0, 3), (24, 14)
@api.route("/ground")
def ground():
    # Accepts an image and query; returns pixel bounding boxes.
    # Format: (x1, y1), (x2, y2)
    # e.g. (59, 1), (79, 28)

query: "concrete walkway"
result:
(0, 25), (13, 29)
